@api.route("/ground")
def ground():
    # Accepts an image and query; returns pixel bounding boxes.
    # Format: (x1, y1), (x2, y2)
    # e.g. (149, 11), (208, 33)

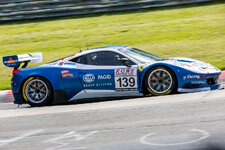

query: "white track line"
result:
(140, 129), (210, 146)
(0, 129), (44, 148)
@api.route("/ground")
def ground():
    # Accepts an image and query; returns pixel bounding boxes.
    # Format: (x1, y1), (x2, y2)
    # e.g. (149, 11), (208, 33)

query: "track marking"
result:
(44, 131), (98, 150)
(0, 129), (44, 148)
(140, 129), (210, 146)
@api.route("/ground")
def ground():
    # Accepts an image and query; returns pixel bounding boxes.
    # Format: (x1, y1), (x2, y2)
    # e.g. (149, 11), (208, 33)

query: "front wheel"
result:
(22, 77), (53, 107)
(144, 67), (177, 96)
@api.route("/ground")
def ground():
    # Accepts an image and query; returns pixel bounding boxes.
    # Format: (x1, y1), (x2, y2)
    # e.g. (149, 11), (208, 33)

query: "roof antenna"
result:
(82, 24), (89, 50)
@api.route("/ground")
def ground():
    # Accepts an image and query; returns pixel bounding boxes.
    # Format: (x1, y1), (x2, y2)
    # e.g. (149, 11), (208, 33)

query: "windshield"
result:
(119, 47), (163, 63)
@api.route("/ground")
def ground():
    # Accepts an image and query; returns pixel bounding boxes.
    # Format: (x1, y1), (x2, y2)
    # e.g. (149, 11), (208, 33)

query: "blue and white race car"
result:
(3, 46), (221, 106)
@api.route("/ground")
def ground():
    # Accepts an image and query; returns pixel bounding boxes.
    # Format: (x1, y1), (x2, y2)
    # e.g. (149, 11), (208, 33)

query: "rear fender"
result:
(13, 67), (61, 93)
(13, 66), (83, 104)
(13, 67), (81, 93)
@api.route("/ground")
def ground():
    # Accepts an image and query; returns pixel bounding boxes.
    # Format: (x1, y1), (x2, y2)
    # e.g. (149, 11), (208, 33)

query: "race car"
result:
(3, 46), (221, 106)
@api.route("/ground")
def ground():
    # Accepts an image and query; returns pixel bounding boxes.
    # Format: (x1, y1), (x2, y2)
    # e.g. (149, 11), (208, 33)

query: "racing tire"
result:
(22, 76), (53, 107)
(144, 66), (177, 96)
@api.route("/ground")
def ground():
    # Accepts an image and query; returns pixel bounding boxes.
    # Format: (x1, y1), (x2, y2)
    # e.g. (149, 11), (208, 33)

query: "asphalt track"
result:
(1, 87), (225, 150)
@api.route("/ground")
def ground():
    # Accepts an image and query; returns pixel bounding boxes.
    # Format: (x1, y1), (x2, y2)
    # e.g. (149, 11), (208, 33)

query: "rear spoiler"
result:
(3, 52), (43, 69)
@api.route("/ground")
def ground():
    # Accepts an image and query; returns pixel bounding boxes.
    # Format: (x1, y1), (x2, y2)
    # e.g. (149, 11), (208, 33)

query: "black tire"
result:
(22, 76), (53, 107)
(144, 66), (177, 96)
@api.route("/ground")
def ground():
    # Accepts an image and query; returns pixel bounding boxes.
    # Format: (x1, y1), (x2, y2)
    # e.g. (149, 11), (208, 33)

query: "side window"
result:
(86, 51), (135, 66)
(70, 56), (86, 64)
(69, 51), (135, 66)
(114, 52), (136, 66)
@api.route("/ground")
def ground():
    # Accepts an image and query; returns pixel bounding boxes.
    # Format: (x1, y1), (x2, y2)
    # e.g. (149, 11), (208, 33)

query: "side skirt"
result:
(53, 90), (68, 104)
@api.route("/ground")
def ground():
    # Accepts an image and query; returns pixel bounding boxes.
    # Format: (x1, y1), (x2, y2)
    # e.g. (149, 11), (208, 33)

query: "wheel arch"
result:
(140, 64), (178, 93)
(20, 75), (54, 103)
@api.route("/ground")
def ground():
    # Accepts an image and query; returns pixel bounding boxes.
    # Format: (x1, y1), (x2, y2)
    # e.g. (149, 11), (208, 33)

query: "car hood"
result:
(164, 57), (221, 74)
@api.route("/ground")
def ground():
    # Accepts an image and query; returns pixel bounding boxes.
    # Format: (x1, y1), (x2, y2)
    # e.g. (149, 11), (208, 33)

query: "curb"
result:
(219, 71), (225, 89)
(0, 90), (13, 103)
(0, 90), (12, 96)
(0, 71), (225, 103)
(219, 70), (225, 86)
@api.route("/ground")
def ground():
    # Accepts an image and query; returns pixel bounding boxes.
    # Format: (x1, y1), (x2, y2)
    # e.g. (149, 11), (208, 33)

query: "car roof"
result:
(86, 45), (127, 51)
(60, 46), (129, 62)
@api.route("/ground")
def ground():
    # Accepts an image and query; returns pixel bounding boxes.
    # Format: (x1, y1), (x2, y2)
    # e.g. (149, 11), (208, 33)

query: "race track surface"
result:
(1, 89), (225, 150)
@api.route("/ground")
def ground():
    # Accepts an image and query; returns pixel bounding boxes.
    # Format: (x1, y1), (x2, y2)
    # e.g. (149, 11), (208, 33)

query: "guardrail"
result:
(0, 0), (212, 21)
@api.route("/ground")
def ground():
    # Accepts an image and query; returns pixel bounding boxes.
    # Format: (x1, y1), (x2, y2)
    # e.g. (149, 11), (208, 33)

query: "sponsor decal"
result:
(83, 82), (113, 88)
(83, 84), (95, 87)
(3, 55), (19, 68)
(83, 74), (95, 83)
(200, 75), (207, 78)
(3, 57), (18, 64)
(61, 70), (74, 79)
(191, 81), (206, 84)
(82, 74), (112, 88)
(139, 66), (144, 71)
(7, 57), (15, 64)
(115, 68), (136, 76)
(183, 74), (206, 80)
(96, 83), (112, 87)
(61, 70), (69, 75)
(62, 73), (74, 79)
(98, 75), (111, 80)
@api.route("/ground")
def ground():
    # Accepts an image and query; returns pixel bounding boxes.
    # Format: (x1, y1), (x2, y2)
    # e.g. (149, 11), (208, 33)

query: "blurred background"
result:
(0, 0), (224, 90)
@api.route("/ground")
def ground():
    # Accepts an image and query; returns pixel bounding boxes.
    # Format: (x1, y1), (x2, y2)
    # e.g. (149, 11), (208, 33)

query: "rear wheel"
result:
(144, 66), (177, 96)
(22, 77), (53, 106)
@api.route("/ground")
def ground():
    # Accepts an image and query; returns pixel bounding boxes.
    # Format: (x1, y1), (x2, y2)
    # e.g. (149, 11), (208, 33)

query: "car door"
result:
(78, 51), (140, 98)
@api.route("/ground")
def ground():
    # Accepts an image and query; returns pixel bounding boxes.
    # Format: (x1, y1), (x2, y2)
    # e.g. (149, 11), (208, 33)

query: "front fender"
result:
(139, 62), (187, 91)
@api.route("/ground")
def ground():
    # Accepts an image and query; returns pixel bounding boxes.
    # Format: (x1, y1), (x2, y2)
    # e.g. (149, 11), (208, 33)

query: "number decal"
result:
(123, 77), (128, 87)
(129, 77), (135, 87)
(117, 78), (122, 87)
(114, 68), (138, 91)
(116, 77), (136, 88)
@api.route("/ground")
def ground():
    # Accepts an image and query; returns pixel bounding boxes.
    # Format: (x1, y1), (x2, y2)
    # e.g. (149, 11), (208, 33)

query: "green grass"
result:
(0, 1), (225, 90)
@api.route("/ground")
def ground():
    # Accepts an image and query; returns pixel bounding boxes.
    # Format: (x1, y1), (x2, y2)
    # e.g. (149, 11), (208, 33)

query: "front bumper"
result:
(13, 93), (24, 104)
(178, 84), (220, 93)
(11, 74), (25, 104)
(178, 72), (221, 93)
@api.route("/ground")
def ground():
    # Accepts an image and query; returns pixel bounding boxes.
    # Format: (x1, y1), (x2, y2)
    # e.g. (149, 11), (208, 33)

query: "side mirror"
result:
(119, 58), (131, 67)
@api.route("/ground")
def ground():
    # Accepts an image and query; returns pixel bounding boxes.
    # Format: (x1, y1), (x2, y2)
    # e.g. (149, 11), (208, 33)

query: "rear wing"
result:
(3, 52), (43, 69)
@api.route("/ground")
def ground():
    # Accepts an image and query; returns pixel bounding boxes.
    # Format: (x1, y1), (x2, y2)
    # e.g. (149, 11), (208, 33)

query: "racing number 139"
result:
(115, 68), (138, 91)
(117, 77), (135, 87)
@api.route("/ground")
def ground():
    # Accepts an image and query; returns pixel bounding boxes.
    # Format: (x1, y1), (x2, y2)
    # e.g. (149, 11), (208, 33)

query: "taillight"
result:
(12, 69), (21, 76)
